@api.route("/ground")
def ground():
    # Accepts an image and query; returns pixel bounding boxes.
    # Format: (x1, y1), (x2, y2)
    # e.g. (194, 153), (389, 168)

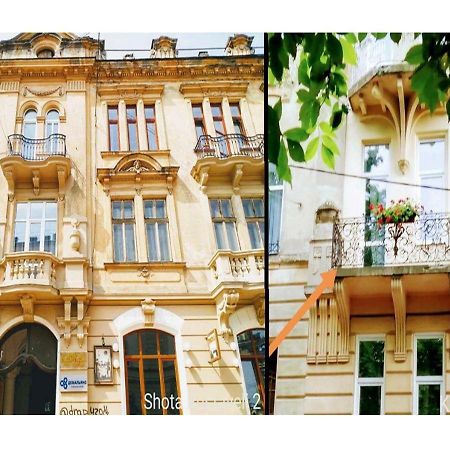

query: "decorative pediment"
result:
(97, 153), (178, 195)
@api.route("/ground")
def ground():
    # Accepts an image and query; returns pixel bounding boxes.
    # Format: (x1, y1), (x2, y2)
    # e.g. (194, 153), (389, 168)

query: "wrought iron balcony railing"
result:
(332, 214), (450, 269)
(194, 134), (264, 159)
(8, 134), (67, 160)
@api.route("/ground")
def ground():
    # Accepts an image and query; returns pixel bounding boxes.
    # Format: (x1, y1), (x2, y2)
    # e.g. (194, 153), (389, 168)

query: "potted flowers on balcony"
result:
(369, 198), (422, 228)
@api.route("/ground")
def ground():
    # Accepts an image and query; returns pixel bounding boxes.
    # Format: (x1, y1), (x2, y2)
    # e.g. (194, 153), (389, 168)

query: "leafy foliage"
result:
(269, 33), (450, 182)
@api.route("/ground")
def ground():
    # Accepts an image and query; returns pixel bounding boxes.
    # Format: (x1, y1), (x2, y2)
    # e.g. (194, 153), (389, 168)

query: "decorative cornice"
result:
(180, 81), (249, 98)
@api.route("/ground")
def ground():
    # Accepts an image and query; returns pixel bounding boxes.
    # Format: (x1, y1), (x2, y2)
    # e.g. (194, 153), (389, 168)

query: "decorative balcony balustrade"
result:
(209, 249), (264, 286)
(8, 134), (66, 160)
(332, 214), (450, 269)
(194, 134), (264, 159)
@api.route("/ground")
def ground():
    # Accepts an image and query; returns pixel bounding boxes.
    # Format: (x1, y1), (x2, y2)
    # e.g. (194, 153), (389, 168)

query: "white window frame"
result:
(268, 162), (283, 255)
(413, 333), (445, 415)
(242, 197), (264, 250)
(111, 199), (137, 262)
(209, 198), (240, 251)
(354, 335), (386, 415)
(12, 201), (57, 254)
(143, 198), (172, 262)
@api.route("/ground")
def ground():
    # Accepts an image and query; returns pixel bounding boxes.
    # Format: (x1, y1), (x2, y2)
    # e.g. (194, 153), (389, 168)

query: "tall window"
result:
(230, 102), (245, 135)
(45, 110), (60, 154)
(13, 202), (57, 254)
(211, 103), (228, 156)
(144, 199), (170, 261)
(237, 329), (265, 415)
(112, 200), (136, 262)
(108, 106), (119, 151)
(192, 104), (206, 140)
(269, 163), (283, 255)
(145, 105), (158, 150)
(126, 105), (139, 151)
(419, 139), (445, 214)
(209, 199), (239, 251)
(243, 198), (264, 249)
(414, 335), (444, 415)
(22, 109), (37, 159)
(124, 329), (181, 415)
(363, 143), (389, 266)
(355, 337), (385, 415)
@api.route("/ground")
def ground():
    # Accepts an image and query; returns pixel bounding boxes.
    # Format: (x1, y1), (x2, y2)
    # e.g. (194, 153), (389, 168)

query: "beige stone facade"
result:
(269, 35), (450, 415)
(0, 33), (264, 415)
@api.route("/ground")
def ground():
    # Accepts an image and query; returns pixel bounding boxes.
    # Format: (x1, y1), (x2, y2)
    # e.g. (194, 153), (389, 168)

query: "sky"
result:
(0, 32), (264, 58)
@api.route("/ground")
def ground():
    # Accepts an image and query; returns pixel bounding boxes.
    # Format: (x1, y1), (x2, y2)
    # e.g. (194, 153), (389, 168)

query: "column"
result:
(118, 100), (128, 151)
(231, 194), (251, 250)
(136, 99), (147, 151)
(155, 99), (168, 150)
(239, 98), (257, 135)
(3, 368), (19, 414)
(221, 98), (235, 136)
(134, 193), (147, 263)
(166, 193), (182, 261)
(202, 97), (215, 137)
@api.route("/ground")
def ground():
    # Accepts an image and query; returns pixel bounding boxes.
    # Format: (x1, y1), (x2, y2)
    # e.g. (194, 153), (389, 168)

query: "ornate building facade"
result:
(269, 34), (450, 415)
(0, 32), (264, 415)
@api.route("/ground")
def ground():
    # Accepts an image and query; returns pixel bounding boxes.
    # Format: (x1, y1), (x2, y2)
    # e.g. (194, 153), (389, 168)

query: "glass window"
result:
(229, 102), (245, 135)
(415, 336), (444, 415)
(45, 110), (60, 154)
(144, 105), (158, 150)
(126, 105), (139, 151)
(192, 104), (206, 140)
(108, 106), (119, 151)
(269, 163), (283, 255)
(144, 199), (171, 262)
(419, 140), (445, 214)
(237, 329), (265, 415)
(243, 198), (264, 249)
(22, 109), (38, 159)
(356, 338), (385, 415)
(124, 329), (181, 415)
(111, 200), (136, 262)
(12, 202), (57, 254)
(209, 199), (239, 251)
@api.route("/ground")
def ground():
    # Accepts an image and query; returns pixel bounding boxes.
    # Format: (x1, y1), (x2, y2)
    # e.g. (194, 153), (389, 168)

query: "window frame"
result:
(126, 104), (139, 152)
(111, 199), (137, 262)
(144, 104), (159, 151)
(229, 102), (246, 136)
(242, 197), (264, 249)
(107, 105), (120, 152)
(354, 335), (386, 415)
(210, 102), (227, 137)
(192, 103), (206, 140)
(269, 162), (284, 255)
(12, 201), (57, 254)
(143, 198), (172, 262)
(209, 198), (240, 251)
(413, 333), (445, 415)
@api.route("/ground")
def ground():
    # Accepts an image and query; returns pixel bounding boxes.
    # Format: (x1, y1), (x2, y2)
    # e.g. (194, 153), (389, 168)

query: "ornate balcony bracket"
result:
(20, 294), (35, 323)
(391, 276), (407, 362)
(216, 290), (239, 338)
(57, 298), (90, 348)
(141, 298), (156, 327)
(254, 296), (265, 326)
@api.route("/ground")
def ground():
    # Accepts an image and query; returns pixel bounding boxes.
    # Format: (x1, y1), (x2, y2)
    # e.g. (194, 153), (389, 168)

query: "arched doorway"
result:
(0, 323), (57, 415)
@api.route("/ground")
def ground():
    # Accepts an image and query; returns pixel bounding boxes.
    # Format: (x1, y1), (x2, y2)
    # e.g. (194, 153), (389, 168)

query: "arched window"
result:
(124, 329), (181, 415)
(237, 328), (265, 414)
(45, 110), (60, 154)
(23, 109), (37, 139)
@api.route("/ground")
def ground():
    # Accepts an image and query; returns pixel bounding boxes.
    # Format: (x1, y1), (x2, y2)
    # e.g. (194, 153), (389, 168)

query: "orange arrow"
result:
(269, 269), (337, 357)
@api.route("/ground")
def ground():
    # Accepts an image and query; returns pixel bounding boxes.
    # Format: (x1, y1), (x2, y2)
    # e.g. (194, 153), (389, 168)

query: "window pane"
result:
(155, 200), (165, 218)
(358, 341), (384, 378)
(109, 124), (119, 151)
(44, 221), (56, 254)
(13, 222), (25, 252)
(141, 330), (157, 355)
(163, 361), (180, 415)
(417, 338), (443, 376)
(112, 201), (122, 219)
(124, 332), (139, 355)
(123, 201), (134, 219)
(242, 360), (263, 415)
(269, 189), (282, 252)
(419, 140), (445, 173)
(254, 199), (264, 216)
(225, 222), (239, 250)
(230, 104), (240, 117)
(421, 176), (445, 214)
(209, 200), (220, 218)
(192, 105), (203, 118)
(126, 361), (141, 415)
(29, 223), (41, 251)
(159, 332), (175, 355)
(195, 124), (204, 139)
(144, 106), (155, 119)
(128, 123), (138, 151)
(16, 203), (28, 220)
(147, 122), (158, 150)
(214, 223), (226, 249)
(45, 202), (57, 219)
(124, 223), (136, 261)
(359, 385), (381, 415)
(211, 105), (222, 117)
(214, 120), (224, 135)
(248, 223), (261, 249)
(242, 199), (253, 217)
(143, 360), (162, 415)
(144, 200), (154, 219)
(146, 223), (158, 261)
(126, 106), (136, 120)
(113, 223), (124, 262)
(364, 144), (389, 176)
(30, 202), (43, 219)
(419, 384), (441, 415)
(221, 200), (233, 218)
(158, 223), (170, 261)
(108, 107), (118, 121)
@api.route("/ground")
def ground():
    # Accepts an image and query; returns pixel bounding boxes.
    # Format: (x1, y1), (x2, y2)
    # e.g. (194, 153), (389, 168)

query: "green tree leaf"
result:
(411, 62), (442, 112)
(268, 105), (281, 165)
(319, 122), (333, 134)
(305, 136), (320, 160)
(269, 34), (288, 81)
(321, 144), (335, 169)
(358, 33), (367, 42)
(274, 98), (282, 120)
(297, 89), (312, 102)
(330, 109), (343, 129)
(405, 44), (424, 65)
(298, 57), (310, 86)
(345, 33), (357, 44)
(373, 33), (388, 40)
(283, 33), (299, 58)
(287, 139), (305, 162)
(284, 127), (309, 142)
(326, 34), (343, 65)
(340, 37), (357, 65)
(322, 134), (340, 155)
(390, 33), (402, 43)
(277, 140), (291, 183)
(447, 99), (450, 122)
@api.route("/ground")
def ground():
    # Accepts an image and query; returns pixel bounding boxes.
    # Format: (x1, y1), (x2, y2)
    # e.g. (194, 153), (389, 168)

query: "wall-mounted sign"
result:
(60, 352), (87, 369)
(206, 328), (221, 363)
(59, 372), (88, 392)
(94, 346), (113, 384)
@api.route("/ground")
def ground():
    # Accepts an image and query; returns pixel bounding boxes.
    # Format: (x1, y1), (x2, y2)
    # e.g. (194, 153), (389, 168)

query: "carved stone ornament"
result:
(125, 160), (151, 174)
(57, 298), (90, 348)
(254, 297), (264, 326)
(315, 201), (340, 224)
(23, 86), (63, 97)
(141, 298), (156, 326)
(217, 290), (239, 337)
(69, 219), (81, 252)
(20, 294), (35, 323)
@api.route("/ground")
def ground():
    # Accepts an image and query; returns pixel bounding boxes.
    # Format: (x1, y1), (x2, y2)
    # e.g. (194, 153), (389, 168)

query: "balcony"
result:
(208, 249), (264, 292)
(332, 214), (450, 269)
(191, 134), (264, 191)
(0, 134), (70, 200)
